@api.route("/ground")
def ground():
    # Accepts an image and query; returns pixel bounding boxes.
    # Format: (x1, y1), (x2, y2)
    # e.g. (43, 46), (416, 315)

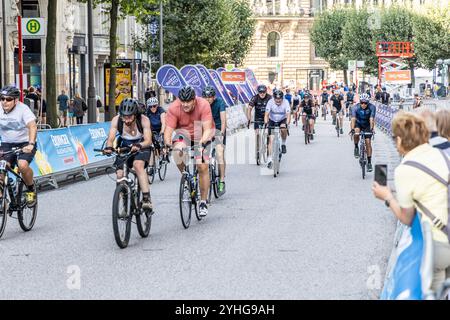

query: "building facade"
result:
(0, 0), (150, 103)
(244, 0), (449, 90)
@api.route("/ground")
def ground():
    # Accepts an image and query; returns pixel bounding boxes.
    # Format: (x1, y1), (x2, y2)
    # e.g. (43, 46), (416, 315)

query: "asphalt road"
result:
(0, 115), (397, 300)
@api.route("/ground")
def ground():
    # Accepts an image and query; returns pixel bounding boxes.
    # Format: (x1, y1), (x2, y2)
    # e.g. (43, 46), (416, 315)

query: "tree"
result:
(413, 7), (450, 70)
(45, 0), (58, 128)
(310, 8), (350, 82)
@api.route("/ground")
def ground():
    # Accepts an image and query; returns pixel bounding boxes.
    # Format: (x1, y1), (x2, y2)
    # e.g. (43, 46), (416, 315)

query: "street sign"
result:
(385, 70), (412, 84)
(357, 61), (365, 68)
(276, 63), (282, 74)
(225, 64), (235, 72)
(348, 60), (356, 70)
(22, 18), (46, 38)
(221, 71), (246, 84)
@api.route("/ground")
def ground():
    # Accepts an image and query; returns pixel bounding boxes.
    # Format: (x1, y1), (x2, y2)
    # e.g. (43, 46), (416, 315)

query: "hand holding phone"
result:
(374, 164), (387, 186)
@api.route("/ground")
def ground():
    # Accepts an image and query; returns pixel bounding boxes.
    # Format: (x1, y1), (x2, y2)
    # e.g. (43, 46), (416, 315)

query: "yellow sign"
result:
(105, 66), (132, 106)
(22, 18), (46, 38)
(26, 19), (41, 34)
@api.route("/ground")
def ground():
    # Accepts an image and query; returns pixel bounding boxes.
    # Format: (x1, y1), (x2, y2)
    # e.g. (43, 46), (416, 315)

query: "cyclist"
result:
(345, 88), (355, 117)
(264, 90), (291, 169)
(292, 91), (301, 125)
(145, 97), (167, 170)
(0, 86), (38, 207)
(300, 94), (316, 140)
(164, 86), (213, 217)
(330, 89), (345, 134)
(319, 88), (329, 116)
(247, 84), (272, 161)
(202, 86), (227, 194)
(350, 93), (376, 172)
(104, 98), (153, 211)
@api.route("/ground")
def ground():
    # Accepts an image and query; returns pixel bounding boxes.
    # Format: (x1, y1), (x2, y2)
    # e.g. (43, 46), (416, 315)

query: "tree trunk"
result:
(107, 0), (119, 121)
(410, 64), (415, 89)
(343, 68), (348, 86)
(45, 0), (58, 128)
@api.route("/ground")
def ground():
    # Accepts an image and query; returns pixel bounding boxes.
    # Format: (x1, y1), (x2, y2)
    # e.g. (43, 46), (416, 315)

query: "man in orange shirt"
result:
(164, 86), (214, 217)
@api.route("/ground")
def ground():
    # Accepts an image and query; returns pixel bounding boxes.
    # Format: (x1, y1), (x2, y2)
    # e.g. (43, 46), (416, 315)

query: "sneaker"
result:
(25, 190), (37, 208)
(354, 147), (359, 158)
(267, 160), (273, 169)
(199, 201), (208, 217)
(340, 128), (344, 134)
(281, 145), (287, 154)
(367, 163), (373, 172)
(142, 198), (153, 211)
(218, 181), (226, 194)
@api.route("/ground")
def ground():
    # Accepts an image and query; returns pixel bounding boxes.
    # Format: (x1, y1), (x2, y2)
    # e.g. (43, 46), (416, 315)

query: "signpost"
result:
(22, 18), (46, 38)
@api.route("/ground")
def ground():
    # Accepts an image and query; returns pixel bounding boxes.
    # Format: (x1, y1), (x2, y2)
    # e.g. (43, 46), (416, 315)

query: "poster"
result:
(104, 60), (133, 108)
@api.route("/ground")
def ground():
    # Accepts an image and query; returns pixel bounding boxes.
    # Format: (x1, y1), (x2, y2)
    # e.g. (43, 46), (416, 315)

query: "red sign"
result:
(221, 71), (246, 84)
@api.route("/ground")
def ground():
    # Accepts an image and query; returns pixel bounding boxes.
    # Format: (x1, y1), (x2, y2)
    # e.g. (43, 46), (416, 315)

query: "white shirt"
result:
(265, 98), (290, 122)
(0, 102), (36, 143)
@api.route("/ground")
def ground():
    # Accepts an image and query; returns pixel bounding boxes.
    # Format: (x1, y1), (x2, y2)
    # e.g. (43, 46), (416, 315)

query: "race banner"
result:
(180, 65), (208, 97)
(156, 64), (187, 97)
(195, 65), (231, 107)
(381, 214), (424, 300)
(217, 68), (245, 104)
(209, 69), (235, 106)
(245, 69), (259, 92)
(34, 128), (82, 176)
(68, 123), (111, 165)
(233, 68), (257, 97)
(104, 60), (133, 108)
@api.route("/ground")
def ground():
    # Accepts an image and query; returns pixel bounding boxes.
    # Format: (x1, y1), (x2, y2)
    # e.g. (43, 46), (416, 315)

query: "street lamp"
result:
(87, 0), (97, 123)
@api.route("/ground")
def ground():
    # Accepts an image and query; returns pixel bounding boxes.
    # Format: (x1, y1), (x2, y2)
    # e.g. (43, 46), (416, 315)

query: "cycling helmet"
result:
(119, 98), (139, 116)
(273, 90), (284, 99)
(360, 93), (370, 103)
(146, 97), (159, 107)
(334, 89), (340, 95)
(304, 94), (311, 99)
(1, 86), (20, 98)
(202, 86), (216, 98)
(382, 87), (387, 91)
(178, 85), (196, 102)
(257, 84), (267, 93)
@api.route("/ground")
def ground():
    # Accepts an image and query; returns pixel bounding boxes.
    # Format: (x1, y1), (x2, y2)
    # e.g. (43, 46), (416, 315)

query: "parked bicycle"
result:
(147, 133), (168, 184)
(0, 148), (38, 239)
(94, 147), (153, 249)
(351, 131), (375, 179)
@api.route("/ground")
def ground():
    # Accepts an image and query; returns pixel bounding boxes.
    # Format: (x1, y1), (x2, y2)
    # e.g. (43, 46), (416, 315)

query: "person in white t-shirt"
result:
(0, 86), (38, 207)
(264, 89), (291, 169)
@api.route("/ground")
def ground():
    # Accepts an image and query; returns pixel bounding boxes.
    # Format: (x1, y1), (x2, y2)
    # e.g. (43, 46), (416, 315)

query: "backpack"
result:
(403, 149), (450, 243)
(117, 114), (143, 137)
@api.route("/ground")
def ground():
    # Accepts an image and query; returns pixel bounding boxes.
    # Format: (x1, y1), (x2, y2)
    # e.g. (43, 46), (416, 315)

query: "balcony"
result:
(250, 0), (316, 17)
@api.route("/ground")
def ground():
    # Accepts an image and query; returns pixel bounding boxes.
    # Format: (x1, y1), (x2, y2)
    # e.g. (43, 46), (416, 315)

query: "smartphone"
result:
(375, 164), (387, 186)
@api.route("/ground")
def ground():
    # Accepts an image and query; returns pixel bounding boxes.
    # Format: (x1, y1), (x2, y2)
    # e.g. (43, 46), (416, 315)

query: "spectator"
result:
(25, 86), (40, 117)
(433, 82), (440, 99)
(420, 110), (450, 150)
(72, 93), (86, 125)
(398, 98), (405, 110)
(436, 109), (450, 153)
(413, 94), (422, 109)
(381, 87), (390, 106)
(372, 112), (450, 293)
(57, 90), (69, 127)
(68, 99), (75, 126)
(36, 87), (46, 125)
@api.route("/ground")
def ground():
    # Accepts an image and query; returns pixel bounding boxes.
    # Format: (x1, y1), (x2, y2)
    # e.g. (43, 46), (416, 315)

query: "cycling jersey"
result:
(330, 94), (344, 111)
(346, 92), (355, 102)
(300, 100), (314, 115)
(292, 95), (300, 107)
(249, 94), (272, 122)
(320, 93), (329, 104)
(285, 93), (292, 105)
(145, 106), (165, 132)
(352, 103), (376, 129)
(209, 97), (226, 131)
(265, 98), (290, 123)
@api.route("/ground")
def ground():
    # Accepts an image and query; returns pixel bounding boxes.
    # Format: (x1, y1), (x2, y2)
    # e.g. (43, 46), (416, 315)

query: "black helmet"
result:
(119, 98), (139, 116)
(257, 85), (267, 93)
(304, 94), (311, 99)
(0, 86), (20, 98)
(273, 90), (284, 99)
(178, 85), (196, 102)
(202, 86), (216, 98)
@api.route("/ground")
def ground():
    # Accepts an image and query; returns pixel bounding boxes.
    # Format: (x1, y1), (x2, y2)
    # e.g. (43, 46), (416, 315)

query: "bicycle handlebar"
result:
(0, 147), (24, 157)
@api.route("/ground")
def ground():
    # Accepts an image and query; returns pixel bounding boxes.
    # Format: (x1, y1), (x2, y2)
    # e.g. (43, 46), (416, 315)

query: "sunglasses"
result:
(1, 97), (15, 102)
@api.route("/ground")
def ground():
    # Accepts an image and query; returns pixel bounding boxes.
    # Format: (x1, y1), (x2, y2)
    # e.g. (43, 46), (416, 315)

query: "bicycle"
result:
(94, 147), (153, 249)
(208, 139), (222, 202)
(346, 102), (354, 121)
(302, 113), (313, 145)
(147, 133), (168, 184)
(0, 148), (38, 239)
(267, 126), (287, 178)
(335, 109), (344, 137)
(175, 144), (209, 229)
(351, 131), (375, 179)
(321, 103), (327, 120)
(250, 121), (269, 166)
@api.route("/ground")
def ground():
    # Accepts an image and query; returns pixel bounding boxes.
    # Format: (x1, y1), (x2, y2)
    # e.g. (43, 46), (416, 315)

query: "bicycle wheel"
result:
(179, 173), (192, 229)
(273, 138), (279, 178)
(112, 183), (132, 249)
(194, 176), (203, 221)
(255, 134), (260, 166)
(158, 155), (168, 181)
(360, 143), (366, 180)
(208, 163), (214, 204)
(147, 151), (156, 185)
(304, 121), (310, 145)
(17, 182), (38, 232)
(135, 186), (152, 238)
(0, 184), (8, 239)
(213, 159), (220, 199)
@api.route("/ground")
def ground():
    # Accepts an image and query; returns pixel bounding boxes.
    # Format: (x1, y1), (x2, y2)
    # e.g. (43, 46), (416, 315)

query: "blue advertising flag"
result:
(195, 65), (231, 107)
(209, 69), (235, 106)
(381, 214), (424, 300)
(156, 64), (187, 97)
(68, 123), (111, 165)
(233, 68), (257, 97)
(180, 65), (208, 97)
(245, 69), (259, 92)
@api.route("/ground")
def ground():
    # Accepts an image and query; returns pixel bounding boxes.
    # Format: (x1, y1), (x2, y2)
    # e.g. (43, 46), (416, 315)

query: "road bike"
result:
(267, 126), (288, 178)
(352, 131), (375, 180)
(0, 148), (38, 239)
(94, 147), (153, 249)
(251, 121), (269, 166)
(147, 133), (168, 184)
(208, 139), (224, 202)
(321, 103), (327, 120)
(175, 145), (209, 229)
(335, 109), (344, 137)
(302, 113), (314, 145)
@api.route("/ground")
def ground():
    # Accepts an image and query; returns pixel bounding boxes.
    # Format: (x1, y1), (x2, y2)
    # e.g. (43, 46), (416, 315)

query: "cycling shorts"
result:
(172, 135), (212, 162)
(268, 119), (287, 136)
(213, 130), (227, 146)
(114, 138), (151, 170)
(0, 142), (37, 168)
(355, 122), (372, 134)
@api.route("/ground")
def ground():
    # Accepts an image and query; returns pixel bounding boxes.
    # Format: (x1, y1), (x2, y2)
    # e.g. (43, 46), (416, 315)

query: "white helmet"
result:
(146, 97), (159, 107)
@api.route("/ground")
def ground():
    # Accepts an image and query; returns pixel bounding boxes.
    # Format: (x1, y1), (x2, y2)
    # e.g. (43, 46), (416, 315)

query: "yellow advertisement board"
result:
(105, 62), (132, 107)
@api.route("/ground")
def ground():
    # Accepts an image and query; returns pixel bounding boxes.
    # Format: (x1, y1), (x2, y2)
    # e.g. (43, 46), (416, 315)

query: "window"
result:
(22, 0), (40, 17)
(267, 32), (280, 57)
(266, 0), (280, 16)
